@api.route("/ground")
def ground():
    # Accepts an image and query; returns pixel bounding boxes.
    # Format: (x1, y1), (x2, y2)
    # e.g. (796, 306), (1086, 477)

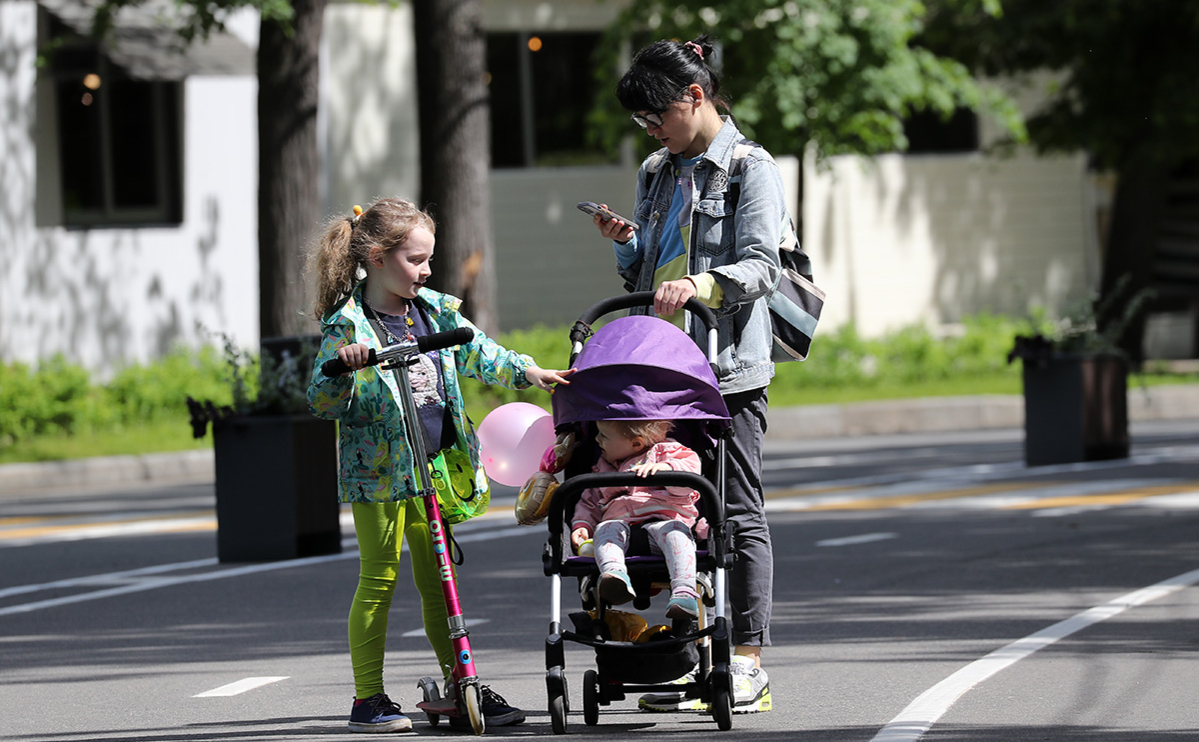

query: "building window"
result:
(487, 31), (610, 168)
(903, 107), (979, 154)
(48, 23), (183, 227)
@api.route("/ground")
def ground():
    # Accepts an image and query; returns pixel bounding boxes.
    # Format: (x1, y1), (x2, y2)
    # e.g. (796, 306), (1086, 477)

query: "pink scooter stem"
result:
(422, 490), (478, 682)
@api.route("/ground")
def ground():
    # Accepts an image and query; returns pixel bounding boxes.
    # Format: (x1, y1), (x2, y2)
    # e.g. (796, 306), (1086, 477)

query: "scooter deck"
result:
(416, 697), (464, 717)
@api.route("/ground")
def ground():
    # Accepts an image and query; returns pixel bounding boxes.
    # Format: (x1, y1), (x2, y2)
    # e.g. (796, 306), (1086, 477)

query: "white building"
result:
(4, 0), (1168, 378)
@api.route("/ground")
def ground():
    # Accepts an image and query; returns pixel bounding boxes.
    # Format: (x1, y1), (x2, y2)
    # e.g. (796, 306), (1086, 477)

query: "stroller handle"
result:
(575, 292), (718, 333)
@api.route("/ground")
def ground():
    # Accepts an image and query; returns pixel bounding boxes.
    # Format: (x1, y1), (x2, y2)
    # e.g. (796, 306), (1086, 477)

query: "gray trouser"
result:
(722, 387), (772, 647)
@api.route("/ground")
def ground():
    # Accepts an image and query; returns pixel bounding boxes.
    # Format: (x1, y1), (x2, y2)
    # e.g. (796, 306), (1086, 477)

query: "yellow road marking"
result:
(767, 482), (1050, 511)
(0, 511), (215, 539)
(1001, 482), (1199, 510)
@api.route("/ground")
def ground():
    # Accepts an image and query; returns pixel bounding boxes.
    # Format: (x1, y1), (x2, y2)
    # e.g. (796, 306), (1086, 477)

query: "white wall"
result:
(0, 1), (258, 378)
(322, 4), (421, 214)
(803, 150), (1099, 335)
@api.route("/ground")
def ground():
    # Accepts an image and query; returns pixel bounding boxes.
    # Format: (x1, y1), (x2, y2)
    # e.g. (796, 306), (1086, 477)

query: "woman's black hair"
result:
(616, 35), (727, 114)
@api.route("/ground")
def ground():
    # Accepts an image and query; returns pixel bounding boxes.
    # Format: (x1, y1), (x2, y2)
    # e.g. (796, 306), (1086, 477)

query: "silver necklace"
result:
(362, 297), (414, 344)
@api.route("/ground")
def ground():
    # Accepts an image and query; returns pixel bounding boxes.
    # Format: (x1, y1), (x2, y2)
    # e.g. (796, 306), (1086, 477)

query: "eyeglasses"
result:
(630, 111), (666, 129)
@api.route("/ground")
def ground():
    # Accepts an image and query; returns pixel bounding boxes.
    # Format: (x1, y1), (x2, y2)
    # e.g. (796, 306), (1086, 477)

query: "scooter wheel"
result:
(464, 682), (485, 735)
(416, 676), (441, 727)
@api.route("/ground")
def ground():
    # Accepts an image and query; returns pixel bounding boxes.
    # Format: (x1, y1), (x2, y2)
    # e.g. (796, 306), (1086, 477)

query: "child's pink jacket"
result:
(572, 440), (703, 533)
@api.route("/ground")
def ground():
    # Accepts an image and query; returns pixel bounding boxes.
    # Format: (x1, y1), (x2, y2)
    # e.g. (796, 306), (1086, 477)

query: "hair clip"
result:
(351, 204), (363, 227)
(685, 41), (704, 59)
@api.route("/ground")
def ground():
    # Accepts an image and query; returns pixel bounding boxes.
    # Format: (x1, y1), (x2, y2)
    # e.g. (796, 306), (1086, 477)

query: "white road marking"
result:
(816, 532), (897, 547)
(870, 566), (1199, 742)
(0, 526), (539, 617)
(195, 676), (289, 697)
(401, 618), (489, 638)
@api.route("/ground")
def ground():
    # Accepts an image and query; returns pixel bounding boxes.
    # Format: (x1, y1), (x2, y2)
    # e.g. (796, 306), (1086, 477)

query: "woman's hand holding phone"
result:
(579, 201), (637, 244)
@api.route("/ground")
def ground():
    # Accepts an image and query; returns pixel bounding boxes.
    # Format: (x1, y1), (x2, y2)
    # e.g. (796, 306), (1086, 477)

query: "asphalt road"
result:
(2, 420), (1198, 741)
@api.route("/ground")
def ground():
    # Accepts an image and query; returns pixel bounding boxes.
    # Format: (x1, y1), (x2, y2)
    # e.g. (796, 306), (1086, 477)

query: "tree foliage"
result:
(590, 0), (1026, 160)
(90, 0), (293, 42)
(921, 0), (1199, 171)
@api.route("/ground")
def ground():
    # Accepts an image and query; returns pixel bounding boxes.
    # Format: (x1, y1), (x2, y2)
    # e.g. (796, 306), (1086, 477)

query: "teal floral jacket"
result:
(308, 284), (534, 504)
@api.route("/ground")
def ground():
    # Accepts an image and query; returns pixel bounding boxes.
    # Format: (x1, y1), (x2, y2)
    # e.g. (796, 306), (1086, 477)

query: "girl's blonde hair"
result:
(612, 419), (674, 446)
(308, 198), (436, 319)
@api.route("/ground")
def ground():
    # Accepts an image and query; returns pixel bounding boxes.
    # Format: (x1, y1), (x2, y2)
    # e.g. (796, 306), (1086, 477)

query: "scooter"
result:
(323, 326), (486, 735)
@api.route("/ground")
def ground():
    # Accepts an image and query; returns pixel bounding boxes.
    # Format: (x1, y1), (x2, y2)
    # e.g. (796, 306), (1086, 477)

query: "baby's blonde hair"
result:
(308, 198), (436, 319)
(610, 419), (674, 446)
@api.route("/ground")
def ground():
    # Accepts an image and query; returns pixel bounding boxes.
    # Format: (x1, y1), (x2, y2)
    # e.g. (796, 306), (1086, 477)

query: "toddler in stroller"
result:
(537, 293), (737, 733)
(570, 419), (704, 620)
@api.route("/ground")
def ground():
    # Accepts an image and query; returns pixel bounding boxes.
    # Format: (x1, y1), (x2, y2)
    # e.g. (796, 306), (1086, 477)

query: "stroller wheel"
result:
(582, 669), (599, 726)
(711, 670), (733, 731)
(547, 667), (569, 734)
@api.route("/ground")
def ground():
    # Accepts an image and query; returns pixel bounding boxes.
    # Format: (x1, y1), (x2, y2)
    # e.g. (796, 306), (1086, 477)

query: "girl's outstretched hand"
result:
(526, 366), (576, 392)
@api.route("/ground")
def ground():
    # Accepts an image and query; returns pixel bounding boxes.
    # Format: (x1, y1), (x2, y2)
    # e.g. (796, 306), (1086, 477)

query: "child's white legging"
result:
(594, 518), (698, 598)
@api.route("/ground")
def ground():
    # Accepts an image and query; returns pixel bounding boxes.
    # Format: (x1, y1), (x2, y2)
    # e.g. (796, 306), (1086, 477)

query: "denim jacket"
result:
(307, 283), (533, 504)
(619, 117), (785, 394)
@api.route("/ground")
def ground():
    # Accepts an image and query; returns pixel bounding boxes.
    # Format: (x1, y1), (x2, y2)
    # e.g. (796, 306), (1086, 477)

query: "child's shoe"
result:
(348, 693), (413, 733)
(446, 684), (526, 728)
(598, 570), (636, 605)
(665, 593), (699, 620)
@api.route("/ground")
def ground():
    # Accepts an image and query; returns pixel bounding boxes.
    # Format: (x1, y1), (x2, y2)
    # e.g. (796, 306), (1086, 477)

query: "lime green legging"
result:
(350, 499), (457, 699)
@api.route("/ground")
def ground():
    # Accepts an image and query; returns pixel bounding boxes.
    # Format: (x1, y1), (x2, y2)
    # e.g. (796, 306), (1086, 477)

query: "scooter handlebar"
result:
(321, 327), (474, 377)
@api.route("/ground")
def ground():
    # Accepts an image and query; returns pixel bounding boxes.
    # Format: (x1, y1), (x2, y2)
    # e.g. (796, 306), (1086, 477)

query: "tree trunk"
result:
(1099, 151), (1168, 364)
(412, 0), (498, 334)
(257, 0), (326, 339)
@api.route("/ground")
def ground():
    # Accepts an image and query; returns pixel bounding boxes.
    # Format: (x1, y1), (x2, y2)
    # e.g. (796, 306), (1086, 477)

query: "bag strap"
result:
(725, 138), (814, 281)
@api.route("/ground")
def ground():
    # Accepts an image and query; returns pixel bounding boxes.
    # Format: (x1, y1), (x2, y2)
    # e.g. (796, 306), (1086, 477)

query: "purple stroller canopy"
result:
(552, 315), (730, 428)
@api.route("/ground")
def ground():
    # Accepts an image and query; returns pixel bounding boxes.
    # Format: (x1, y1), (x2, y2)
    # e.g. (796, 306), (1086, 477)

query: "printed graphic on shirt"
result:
(410, 353), (441, 408)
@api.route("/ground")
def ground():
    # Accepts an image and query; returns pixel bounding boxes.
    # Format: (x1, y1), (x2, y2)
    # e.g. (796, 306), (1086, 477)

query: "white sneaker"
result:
(730, 655), (772, 713)
(637, 668), (708, 712)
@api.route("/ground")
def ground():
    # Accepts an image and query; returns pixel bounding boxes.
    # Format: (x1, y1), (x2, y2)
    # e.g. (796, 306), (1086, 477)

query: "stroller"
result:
(542, 293), (736, 732)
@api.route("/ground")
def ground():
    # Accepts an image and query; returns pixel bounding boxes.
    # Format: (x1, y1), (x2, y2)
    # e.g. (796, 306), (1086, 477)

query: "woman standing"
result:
(591, 35), (807, 715)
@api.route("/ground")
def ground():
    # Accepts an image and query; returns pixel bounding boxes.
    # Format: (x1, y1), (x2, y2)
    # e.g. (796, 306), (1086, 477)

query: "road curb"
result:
(766, 384), (1199, 440)
(3, 385), (1197, 495)
(0, 449), (216, 496)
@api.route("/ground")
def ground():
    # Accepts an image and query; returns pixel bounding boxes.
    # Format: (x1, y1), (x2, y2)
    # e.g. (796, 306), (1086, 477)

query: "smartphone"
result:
(577, 201), (639, 231)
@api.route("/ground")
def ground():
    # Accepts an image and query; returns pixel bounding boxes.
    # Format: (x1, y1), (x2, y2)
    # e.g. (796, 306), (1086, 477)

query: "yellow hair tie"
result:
(351, 204), (363, 227)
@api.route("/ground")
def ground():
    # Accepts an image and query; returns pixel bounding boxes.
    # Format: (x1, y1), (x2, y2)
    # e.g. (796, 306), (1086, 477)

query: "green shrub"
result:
(105, 345), (233, 426)
(2, 311), (1188, 463)
(0, 355), (109, 444)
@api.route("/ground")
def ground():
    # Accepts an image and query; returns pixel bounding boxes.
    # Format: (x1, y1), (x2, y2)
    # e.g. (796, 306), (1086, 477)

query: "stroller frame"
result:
(543, 293), (736, 732)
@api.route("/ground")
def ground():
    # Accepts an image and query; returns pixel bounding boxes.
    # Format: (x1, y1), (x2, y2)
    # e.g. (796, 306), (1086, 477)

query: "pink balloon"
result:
(477, 402), (556, 486)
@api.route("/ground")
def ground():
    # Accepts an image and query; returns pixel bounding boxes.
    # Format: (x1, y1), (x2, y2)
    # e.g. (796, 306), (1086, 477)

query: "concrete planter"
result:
(212, 414), (341, 562)
(1020, 352), (1129, 466)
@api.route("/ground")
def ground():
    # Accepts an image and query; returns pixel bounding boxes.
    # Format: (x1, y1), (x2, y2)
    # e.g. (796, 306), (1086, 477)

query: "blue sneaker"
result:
(665, 594), (699, 620)
(598, 570), (636, 605)
(348, 693), (413, 733)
